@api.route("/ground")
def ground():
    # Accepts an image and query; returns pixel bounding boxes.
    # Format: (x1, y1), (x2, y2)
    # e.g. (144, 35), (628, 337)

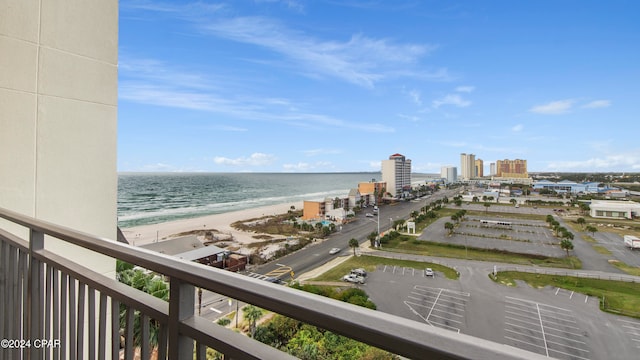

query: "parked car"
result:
(365, 213), (374, 217)
(350, 268), (367, 277)
(342, 274), (365, 284)
(424, 268), (434, 277)
(329, 247), (341, 255)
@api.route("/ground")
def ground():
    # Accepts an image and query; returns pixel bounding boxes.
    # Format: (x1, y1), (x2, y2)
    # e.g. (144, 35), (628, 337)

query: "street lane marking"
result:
(209, 307), (222, 314)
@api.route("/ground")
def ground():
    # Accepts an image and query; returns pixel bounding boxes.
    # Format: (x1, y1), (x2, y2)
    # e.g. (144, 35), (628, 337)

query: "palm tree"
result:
(349, 238), (359, 256)
(510, 199), (517, 206)
(586, 225), (598, 236)
(367, 231), (378, 247)
(560, 239), (574, 257)
(444, 222), (455, 235)
(483, 202), (491, 213)
(472, 196), (479, 203)
(243, 305), (263, 338)
(576, 217), (586, 229)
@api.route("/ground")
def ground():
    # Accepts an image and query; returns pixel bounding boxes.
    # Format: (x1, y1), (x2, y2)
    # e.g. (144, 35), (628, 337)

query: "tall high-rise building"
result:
(441, 166), (457, 183)
(381, 153), (411, 198)
(496, 159), (528, 178)
(490, 162), (496, 176)
(460, 153), (476, 180)
(475, 159), (484, 177)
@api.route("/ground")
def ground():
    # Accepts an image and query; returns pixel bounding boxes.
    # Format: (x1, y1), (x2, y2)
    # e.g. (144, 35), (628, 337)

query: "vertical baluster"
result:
(157, 324), (168, 360)
(0, 240), (7, 360)
(68, 277), (76, 360)
(196, 343), (206, 360)
(125, 306), (135, 359)
(60, 274), (68, 360)
(77, 282), (86, 359)
(112, 298), (120, 360)
(52, 269), (60, 360)
(45, 265), (53, 360)
(98, 292), (107, 360)
(89, 288), (96, 360)
(141, 314), (150, 360)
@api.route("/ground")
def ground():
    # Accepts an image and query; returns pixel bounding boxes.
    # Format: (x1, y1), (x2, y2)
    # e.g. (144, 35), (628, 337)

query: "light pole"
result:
(377, 208), (380, 248)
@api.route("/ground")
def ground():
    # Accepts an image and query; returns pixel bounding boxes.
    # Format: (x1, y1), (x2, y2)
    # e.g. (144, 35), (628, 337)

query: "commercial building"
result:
(460, 153), (476, 180)
(382, 153), (412, 198)
(532, 180), (621, 194)
(441, 166), (458, 183)
(589, 200), (640, 220)
(490, 162), (496, 176)
(496, 159), (528, 178)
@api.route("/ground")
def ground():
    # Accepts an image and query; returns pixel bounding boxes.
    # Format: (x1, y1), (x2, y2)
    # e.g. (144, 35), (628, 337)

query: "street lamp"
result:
(377, 208), (380, 248)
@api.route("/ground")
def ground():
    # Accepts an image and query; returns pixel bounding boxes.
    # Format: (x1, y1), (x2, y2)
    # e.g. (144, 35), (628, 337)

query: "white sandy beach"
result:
(121, 201), (304, 248)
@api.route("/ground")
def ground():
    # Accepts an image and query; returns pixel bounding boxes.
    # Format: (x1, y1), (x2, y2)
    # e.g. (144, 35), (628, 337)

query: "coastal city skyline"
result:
(118, 1), (639, 173)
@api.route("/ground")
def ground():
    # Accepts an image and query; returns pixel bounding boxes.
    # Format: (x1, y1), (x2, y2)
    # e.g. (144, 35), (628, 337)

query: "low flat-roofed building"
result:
(302, 200), (326, 220)
(589, 200), (640, 220)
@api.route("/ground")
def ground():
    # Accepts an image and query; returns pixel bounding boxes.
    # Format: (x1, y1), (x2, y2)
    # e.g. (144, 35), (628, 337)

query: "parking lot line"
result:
(536, 304), (549, 357)
(426, 289), (444, 321)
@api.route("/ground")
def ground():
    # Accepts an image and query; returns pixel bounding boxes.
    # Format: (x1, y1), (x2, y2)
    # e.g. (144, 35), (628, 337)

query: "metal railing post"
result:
(168, 278), (195, 359)
(28, 229), (44, 360)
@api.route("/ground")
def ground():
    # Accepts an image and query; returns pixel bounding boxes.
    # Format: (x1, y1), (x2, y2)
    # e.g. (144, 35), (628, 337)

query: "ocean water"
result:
(117, 172), (381, 228)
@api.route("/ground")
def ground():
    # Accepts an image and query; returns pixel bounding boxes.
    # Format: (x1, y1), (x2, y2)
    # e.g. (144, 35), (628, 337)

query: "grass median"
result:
(492, 271), (640, 319)
(309, 255), (459, 282)
(379, 235), (582, 269)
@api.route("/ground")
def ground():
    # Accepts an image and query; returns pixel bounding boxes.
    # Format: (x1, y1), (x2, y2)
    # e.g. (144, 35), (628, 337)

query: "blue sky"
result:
(118, 0), (640, 173)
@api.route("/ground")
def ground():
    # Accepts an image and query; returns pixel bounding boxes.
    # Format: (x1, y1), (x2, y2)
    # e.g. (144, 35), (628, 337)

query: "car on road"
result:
(342, 274), (365, 284)
(424, 268), (434, 277)
(329, 247), (341, 255)
(365, 213), (374, 217)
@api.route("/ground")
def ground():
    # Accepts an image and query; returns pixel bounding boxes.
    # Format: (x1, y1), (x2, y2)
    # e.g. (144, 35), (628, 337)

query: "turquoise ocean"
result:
(117, 172), (383, 228)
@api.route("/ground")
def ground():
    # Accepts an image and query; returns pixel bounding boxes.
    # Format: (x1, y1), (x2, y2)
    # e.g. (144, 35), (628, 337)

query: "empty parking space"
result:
(504, 296), (590, 360)
(378, 264), (428, 277)
(404, 286), (470, 333)
(619, 319), (640, 349)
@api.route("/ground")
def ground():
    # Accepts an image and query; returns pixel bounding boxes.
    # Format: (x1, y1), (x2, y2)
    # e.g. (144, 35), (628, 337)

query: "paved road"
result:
(252, 189), (459, 278)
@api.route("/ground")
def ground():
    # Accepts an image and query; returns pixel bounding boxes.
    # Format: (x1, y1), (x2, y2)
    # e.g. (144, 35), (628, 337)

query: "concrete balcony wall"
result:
(0, 0), (118, 274)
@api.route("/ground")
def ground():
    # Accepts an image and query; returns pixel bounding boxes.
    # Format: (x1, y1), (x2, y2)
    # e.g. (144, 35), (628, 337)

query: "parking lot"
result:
(420, 216), (566, 257)
(618, 318), (640, 350)
(592, 232), (640, 267)
(405, 285), (469, 333)
(504, 296), (590, 360)
(363, 262), (640, 360)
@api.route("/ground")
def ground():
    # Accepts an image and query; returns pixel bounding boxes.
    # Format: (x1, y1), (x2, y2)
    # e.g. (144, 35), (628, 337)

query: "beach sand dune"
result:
(121, 202), (304, 249)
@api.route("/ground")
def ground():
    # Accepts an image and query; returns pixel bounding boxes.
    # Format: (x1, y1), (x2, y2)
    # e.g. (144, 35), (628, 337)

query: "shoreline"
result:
(121, 201), (305, 247)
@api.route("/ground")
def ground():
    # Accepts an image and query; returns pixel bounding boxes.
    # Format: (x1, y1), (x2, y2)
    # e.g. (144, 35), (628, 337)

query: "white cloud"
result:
(397, 113), (420, 122)
(368, 161), (381, 169)
(512, 124), (524, 132)
(140, 162), (175, 171)
(303, 148), (341, 156)
(201, 17), (442, 88)
(432, 94), (471, 108)
(582, 100), (611, 109)
(282, 161), (333, 171)
(546, 151), (640, 171)
(119, 57), (395, 133)
(455, 86), (475, 93)
(529, 100), (574, 114)
(213, 153), (276, 166)
(408, 90), (422, 106)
